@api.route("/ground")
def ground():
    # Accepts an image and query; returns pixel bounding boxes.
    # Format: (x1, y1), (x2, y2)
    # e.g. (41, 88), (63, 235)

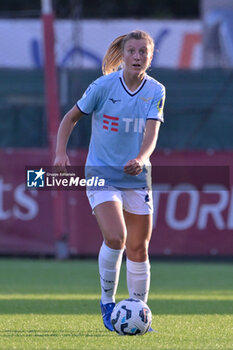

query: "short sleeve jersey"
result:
(77, 70), (165, 189)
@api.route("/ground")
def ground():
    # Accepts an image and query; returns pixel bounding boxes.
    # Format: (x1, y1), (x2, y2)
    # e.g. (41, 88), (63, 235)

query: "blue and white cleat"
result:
(148, 327), (158, 332)
(100, 300), (115, 331)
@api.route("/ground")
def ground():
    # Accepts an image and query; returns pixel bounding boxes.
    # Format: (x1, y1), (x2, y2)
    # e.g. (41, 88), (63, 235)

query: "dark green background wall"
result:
(1, 68), (233, 150)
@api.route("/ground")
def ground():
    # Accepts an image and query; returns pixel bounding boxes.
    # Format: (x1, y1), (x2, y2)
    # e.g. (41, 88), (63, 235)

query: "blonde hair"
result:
(102, 30), (154, 75)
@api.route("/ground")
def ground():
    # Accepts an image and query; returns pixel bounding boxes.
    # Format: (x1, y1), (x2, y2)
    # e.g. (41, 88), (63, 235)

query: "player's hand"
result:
(124, 158), (144, 176)
(54, 153), (71, 173)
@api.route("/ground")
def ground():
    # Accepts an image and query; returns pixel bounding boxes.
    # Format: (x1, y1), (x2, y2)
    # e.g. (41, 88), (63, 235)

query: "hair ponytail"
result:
(102, 35), (126, 75)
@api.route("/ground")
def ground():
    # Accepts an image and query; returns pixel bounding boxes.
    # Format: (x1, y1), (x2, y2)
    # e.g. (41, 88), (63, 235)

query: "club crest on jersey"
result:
(139, 96), (152, 102)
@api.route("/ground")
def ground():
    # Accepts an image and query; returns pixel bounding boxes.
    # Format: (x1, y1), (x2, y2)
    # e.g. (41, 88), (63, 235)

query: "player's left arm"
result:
(124, 119), (161, 176)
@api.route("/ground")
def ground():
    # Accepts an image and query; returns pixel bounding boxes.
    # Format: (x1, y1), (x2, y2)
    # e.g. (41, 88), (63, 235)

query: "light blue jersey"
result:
(77, 70), (165, 189)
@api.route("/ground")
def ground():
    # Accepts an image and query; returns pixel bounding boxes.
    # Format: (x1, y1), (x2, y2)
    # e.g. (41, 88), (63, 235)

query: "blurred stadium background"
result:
(0, 0), (233, 259)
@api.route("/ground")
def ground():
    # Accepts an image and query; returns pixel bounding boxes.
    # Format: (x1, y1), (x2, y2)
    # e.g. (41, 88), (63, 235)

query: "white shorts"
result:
(86, 186), (153, 215)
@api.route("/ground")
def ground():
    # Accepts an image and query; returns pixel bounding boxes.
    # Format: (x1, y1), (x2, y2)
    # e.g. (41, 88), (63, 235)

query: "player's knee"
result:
(126, 241), (149, 262)
(104, 232), (126, 250)
(105, 237), (125, 250)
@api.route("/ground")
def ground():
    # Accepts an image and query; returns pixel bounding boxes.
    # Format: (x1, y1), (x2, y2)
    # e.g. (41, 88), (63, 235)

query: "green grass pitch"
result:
(0, 259), (232, 350)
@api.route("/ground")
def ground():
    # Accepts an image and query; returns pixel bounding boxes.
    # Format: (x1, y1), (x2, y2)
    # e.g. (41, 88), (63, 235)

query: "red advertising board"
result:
(0, 149), (232, 257)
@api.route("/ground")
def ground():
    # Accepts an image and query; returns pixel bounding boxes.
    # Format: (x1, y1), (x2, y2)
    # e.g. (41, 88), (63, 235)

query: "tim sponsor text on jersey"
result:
(102, 115), (146, 133)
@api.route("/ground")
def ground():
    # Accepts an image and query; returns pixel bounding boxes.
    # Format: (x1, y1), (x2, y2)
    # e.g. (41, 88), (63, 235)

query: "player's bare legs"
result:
(94, 201), (126, 331)
(124, 212), (152, 303)
(94, 201), (127, 250)
(124, 212), (152, 262)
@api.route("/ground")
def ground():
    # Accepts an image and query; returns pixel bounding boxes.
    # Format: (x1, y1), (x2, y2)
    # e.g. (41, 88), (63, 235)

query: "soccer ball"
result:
(111, 298), (152, 335)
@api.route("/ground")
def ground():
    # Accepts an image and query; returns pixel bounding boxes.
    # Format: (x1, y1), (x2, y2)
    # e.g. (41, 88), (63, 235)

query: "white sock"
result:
(126, 258), (150, 303)
(98, 242), (124, 304)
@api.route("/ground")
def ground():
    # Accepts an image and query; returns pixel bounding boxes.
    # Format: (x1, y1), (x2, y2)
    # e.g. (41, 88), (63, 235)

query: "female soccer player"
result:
(54, 30), (165, 331)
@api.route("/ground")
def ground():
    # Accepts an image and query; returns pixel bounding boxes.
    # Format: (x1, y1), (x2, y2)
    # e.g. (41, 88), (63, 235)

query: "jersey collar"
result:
(119, 70), (147, 96)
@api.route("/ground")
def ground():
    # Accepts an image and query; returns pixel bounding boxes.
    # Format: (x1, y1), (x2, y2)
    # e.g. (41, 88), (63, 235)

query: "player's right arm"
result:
(54, 105), (84, 169)
(54, 77), (101, 169)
